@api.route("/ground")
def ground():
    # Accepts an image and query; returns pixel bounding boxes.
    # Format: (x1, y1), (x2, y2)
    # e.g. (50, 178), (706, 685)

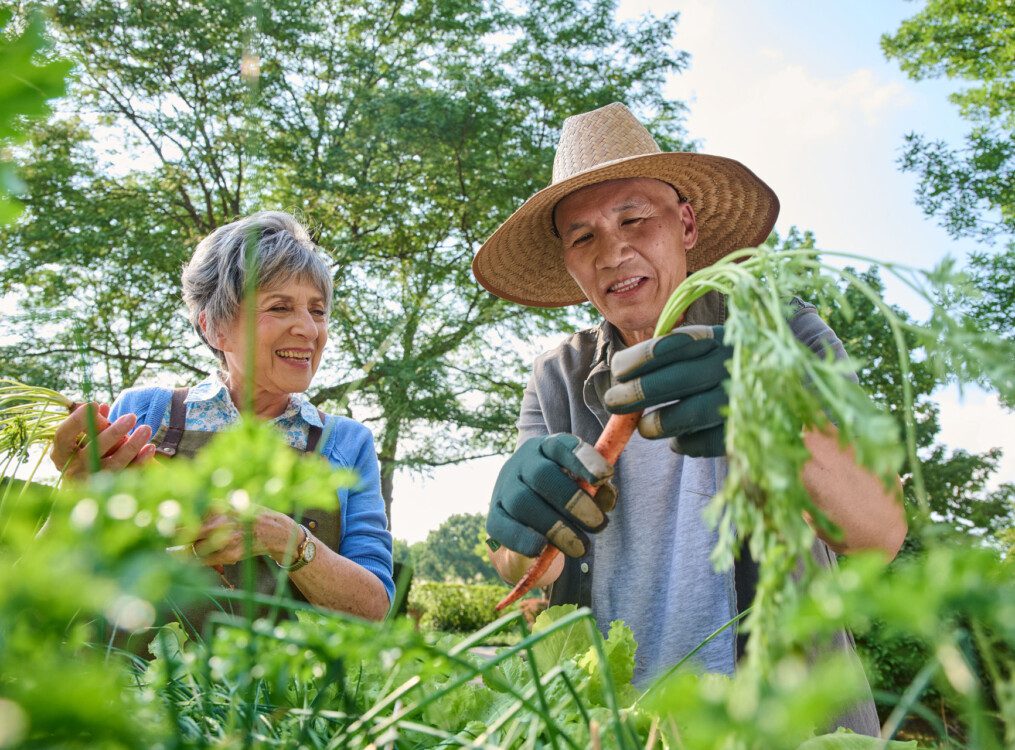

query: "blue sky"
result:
(391, 0), (1014, 542)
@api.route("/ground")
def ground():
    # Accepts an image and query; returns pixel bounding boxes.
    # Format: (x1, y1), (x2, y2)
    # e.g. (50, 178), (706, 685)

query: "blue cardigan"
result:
(110, 387), (395, 603)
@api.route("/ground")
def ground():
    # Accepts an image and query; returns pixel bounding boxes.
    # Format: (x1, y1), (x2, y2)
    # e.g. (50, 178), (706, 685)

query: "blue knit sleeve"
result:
(108, 387), (173, 436)
(323, 417), (395, 604)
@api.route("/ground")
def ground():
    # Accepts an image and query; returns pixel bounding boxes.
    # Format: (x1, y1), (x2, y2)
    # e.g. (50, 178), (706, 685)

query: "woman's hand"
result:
(192, 509), (301, 568)
(50, 402), (156, 481)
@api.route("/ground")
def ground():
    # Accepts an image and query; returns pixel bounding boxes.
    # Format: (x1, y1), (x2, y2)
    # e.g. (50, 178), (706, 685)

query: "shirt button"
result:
(308, 520), (317, 530)
(580, 562), (590, 574)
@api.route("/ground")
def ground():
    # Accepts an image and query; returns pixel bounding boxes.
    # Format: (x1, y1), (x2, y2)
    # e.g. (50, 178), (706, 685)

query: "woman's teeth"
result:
(276, 349), (310, 360)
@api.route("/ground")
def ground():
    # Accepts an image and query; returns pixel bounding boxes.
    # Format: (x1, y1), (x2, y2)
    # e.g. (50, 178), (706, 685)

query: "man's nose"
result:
(596, 230), (633, 269)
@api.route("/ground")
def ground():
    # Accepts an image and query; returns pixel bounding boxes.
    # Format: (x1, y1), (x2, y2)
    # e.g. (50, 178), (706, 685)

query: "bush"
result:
(407, 582), (520, 632)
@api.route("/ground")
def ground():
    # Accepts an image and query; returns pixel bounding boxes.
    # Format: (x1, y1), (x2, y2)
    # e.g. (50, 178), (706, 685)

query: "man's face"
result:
(556, 177), (698, 345)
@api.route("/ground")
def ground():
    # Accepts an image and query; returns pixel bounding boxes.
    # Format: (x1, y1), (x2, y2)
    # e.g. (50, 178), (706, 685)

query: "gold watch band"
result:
(277, 523), (312, 572)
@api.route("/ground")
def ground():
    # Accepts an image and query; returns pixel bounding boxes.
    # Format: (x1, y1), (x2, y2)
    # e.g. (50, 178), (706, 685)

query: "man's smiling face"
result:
(555, 177), (698, 346)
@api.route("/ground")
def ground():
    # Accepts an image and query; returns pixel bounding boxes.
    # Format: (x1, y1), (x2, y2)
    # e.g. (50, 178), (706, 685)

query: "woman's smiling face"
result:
(211, 277), (329, 400)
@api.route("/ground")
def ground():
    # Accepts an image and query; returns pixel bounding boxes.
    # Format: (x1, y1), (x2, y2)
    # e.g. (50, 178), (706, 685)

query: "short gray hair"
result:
(182, 211), (334, 366)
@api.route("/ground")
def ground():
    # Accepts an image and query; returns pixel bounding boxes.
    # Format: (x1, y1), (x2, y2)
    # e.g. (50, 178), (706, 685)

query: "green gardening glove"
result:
(486, 433), (617, 558)
(604, 324), (731, 458)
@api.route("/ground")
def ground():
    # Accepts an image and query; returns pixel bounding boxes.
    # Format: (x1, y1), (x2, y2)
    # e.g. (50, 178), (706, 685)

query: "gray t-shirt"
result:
(595, 434), (734, 685)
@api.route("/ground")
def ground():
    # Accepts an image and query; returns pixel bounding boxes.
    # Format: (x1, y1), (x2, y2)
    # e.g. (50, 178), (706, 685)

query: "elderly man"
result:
(472, 103), (906, 735)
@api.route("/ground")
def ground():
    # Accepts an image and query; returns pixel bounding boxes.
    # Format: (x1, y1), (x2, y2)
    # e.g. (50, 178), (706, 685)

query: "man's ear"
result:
(679, 201), (698, 251)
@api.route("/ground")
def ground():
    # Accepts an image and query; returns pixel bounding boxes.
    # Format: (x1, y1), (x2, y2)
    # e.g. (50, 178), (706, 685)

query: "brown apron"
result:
(151, 387), (341, 641)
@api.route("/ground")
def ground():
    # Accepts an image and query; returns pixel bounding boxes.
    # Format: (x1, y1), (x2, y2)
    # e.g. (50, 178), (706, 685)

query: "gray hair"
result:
(181, 211), (334, 366)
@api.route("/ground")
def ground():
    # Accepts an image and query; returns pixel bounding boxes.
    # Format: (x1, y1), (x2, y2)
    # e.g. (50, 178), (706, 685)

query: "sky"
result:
(388, 0), (1015, 542)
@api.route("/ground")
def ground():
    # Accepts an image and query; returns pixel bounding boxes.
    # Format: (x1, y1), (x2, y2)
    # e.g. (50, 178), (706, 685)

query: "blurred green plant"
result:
(0, 7), (72, 223)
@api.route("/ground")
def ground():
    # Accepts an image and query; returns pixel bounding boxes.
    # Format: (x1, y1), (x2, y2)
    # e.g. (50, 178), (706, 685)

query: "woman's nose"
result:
(291, 308), (316, 336)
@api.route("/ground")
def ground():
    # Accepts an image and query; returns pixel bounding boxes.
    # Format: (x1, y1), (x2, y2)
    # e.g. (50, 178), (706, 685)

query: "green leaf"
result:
(530, 604), (596, 673)
(796, 727), (918, 749)
(578, 619), (639, 707)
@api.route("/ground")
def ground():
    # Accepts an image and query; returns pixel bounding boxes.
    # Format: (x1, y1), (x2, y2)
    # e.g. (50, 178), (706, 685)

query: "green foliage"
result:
(0, 8), (72, 224)
(797, 729), (917, 749)
(411, 512), (498, 583)
(881, 0), (1013, 242)
(0, 0), (690, 522)
(408, 581), (517, 632)
(963, 247), (1015, 342)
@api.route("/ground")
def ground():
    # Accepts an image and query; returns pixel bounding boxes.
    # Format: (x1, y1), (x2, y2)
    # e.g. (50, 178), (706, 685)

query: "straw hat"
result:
(472, 103), (779, 308)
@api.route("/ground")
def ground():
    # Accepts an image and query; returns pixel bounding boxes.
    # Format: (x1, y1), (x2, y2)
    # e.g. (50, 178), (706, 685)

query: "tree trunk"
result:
(378, 419), (400, 528)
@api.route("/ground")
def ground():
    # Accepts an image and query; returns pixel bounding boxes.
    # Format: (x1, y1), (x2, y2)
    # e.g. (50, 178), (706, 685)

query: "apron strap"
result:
(156, 387), (190, 457)
(305, 410), (326, 454)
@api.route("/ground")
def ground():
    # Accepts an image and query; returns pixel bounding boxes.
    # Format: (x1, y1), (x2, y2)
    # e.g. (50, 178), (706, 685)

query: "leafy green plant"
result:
(654, 246), (1013, 676)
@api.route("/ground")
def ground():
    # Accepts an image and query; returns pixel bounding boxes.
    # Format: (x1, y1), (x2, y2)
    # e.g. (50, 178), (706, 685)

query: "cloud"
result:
(755, 65), (910, 138)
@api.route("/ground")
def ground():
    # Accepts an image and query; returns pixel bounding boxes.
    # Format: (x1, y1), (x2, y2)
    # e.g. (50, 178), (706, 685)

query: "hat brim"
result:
(472, 152), (779, 308)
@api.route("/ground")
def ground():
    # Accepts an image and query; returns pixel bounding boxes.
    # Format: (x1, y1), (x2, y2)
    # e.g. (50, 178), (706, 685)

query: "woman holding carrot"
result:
(472, 104), (906, 736)
(49, 211), (393, 622)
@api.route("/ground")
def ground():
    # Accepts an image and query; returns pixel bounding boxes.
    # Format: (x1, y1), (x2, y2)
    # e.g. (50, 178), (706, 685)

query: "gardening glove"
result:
(604, 324), (731, 458)
(486, 433), (617, 558)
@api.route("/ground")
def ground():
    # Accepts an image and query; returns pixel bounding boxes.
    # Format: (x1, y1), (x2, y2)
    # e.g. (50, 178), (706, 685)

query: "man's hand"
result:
(604, 324), (731, 458)
(486, 433), (616, 558)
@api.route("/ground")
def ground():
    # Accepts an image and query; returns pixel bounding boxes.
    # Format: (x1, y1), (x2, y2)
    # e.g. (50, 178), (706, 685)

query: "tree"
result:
(0, 0), (692, 523)
(881, 0), (1013, 243)
(963, 247), (1014, 341)
(411, 513), (496, 583)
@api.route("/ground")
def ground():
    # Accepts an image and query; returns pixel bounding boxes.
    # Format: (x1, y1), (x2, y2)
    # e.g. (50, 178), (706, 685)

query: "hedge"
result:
(407, 582), (520, 632)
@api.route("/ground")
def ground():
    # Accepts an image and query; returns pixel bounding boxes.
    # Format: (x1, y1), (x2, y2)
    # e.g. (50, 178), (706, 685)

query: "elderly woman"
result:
(49, 211), (393, 622)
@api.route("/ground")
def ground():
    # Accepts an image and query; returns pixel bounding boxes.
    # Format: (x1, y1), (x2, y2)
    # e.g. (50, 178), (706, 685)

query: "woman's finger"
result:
(102, 423), (153, 471)
(51, 402), (103, 467)
(199, 544), (244, 567)
(130, 442), (158, 466)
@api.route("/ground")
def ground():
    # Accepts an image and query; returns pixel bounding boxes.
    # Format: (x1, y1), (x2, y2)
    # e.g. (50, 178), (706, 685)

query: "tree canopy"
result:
(0, 0), (691, 522)
(394, 512), (496, 584)
(881, 0), (1013, 243)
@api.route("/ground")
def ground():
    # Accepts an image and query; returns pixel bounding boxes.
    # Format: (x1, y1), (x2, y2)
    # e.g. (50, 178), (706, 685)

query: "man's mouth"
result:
(275, 349), (312, 362)
(607, 276), (648, 295)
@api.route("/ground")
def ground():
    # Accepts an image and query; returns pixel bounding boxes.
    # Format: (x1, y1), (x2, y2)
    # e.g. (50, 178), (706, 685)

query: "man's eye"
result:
(311, 309), (327, 318)
(622, 217), (644, 226)
(571, 233), (592, 247)
(270, 305), (289, 312)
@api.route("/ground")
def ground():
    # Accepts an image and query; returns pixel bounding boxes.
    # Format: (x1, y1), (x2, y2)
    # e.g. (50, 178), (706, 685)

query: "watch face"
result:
(303, 540), (317, 563)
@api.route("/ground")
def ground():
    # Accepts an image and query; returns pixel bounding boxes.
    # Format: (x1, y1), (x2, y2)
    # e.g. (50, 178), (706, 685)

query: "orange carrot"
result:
(495, 313), (686, 612)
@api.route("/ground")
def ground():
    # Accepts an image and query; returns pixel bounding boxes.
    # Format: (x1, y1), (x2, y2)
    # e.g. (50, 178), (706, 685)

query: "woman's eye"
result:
(311, 309), (327, 318)
(622, 217), (644, 226)
(571, 233), (592, 247)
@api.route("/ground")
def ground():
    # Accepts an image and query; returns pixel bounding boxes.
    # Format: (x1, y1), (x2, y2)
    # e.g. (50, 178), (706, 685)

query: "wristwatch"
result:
(277, 523), (316, 573)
